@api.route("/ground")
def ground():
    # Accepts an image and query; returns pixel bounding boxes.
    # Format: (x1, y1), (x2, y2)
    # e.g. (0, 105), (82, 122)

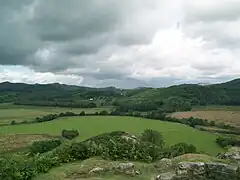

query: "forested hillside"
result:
(0, 79), (240, 111)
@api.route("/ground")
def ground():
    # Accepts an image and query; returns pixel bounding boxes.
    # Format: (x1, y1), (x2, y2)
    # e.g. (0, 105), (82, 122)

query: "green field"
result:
(0, 116), (222, 155)
(0, 103), (111, 125)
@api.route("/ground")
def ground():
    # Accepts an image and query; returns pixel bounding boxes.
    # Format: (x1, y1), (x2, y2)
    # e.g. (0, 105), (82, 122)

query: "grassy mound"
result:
(34, 158), (157, 180)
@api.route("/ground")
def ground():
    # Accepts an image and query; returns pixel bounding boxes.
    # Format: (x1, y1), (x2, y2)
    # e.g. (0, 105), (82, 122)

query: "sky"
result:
(0, 0), (240, 88)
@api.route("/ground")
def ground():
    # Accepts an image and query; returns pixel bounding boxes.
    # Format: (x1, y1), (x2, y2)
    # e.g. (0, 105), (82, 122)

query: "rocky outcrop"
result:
(155, 162), (239, 180)
(218, 147), (240, 163)
(176, 162), (205, 176)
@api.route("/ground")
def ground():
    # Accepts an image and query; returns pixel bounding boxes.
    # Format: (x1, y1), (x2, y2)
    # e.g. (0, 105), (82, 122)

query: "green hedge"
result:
(29, 139), (62, 155)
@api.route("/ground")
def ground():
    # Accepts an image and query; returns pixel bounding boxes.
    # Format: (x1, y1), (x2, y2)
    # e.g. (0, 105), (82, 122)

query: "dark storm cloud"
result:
(30, 0), (121, 42)
(0, 0), (160, 72)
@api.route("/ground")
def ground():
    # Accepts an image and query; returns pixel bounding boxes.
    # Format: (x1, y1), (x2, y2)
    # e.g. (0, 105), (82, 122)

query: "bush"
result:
(29, 139), (62, 155)
(140, 129), (165, 148)
(79, 111), (85, 116)
(36, 114), (58, 123)
(62, 129), (79, 140)
(59, 112), (77, 117)
(165, 142), (197, 158)
(216, 136), (240, 148)
(99, 110), (108, 115)
(10, 120), (16, 125)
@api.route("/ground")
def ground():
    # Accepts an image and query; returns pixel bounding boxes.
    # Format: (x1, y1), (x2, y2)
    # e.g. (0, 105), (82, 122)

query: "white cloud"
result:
(0, 66), (83, 85)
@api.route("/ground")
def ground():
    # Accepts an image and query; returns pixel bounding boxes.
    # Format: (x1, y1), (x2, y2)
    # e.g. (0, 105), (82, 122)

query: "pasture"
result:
(0, 116), (222, 155)
(0, 103), (111, 125)
(172, 106), (240, 127)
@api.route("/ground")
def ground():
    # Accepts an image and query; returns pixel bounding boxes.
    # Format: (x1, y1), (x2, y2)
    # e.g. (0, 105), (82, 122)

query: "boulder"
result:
(115, 162), (134, 170)
(121, 134), (139, 143)
(175, 162), (239, 179)
(176, 162), (205, 176)
(205, 163), (238, 179)
(89, 167), (104, 174)
(160, 158), (173, 167)
(205, 162), (237, 174)
(156, 172), (175, 180)
(218, 147), (240, 162)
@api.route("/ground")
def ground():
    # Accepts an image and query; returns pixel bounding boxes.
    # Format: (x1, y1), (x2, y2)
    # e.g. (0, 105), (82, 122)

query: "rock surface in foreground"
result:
(156, 162), (239, 180)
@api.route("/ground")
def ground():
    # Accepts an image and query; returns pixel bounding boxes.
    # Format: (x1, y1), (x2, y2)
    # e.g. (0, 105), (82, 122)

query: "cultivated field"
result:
(0, 103), (111, 125)
(0, 116), (222, 155)
(172, 106), (240, 127)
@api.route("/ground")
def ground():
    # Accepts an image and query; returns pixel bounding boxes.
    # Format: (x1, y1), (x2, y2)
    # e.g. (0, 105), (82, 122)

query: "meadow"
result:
(0, 103), (111, 125)
(172, 106), (240, 127)
(0, 116), (222, 155)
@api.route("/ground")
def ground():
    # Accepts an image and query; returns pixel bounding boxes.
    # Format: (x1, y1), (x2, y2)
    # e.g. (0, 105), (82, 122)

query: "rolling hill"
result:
(0, 78), (240, 108)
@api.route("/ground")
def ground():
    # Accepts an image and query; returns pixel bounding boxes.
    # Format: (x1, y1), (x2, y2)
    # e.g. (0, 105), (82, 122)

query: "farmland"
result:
(171, 106), (240, 127)
(0, 116), (222, 155)
(0, 103), (111, 125)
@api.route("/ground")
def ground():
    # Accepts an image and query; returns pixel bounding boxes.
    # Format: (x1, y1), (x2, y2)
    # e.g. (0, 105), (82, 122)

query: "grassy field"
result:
(0, 116), (222, 155)
(172, 106), (240, 127)
(0, 103), (111, 125)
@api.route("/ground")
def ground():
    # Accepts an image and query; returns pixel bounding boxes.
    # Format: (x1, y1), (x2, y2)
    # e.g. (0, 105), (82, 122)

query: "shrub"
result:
(99, 110), (108, 115)
(79, 111), (85, 116)
(59, 112), (77, 117)
(62, 129), (79, 140)
(165, 142), (197, 158)
(140, 129), (165, 148)
(94, 112), (99, 115)
(10, 120), (16, 125)
(29, 139), (62, 155)
(36, 114), (58, 123)
(216, 136), (240, 148)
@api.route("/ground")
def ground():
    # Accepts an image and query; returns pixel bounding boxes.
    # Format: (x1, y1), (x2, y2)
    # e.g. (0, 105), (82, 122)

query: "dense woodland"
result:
(0, 78), (240, 112)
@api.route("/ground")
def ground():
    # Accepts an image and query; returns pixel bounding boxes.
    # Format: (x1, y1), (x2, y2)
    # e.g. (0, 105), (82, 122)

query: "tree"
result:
(79, 111), (85, 116)
(99, 110), (108, 115)
(140, 129), (165, 148)
(163, 96), (192, 113)
(10, 120), (16, 125)
(62, 129), (79, 140)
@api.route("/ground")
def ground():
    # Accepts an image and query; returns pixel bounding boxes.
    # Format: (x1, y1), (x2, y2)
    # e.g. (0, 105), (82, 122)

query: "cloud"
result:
(0, 66), (83, 85)
(0, 0), (240, 87)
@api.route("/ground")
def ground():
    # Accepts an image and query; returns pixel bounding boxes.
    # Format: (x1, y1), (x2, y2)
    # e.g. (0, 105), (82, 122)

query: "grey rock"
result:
(135, 170), (141, 175)
(176, 162), (205, 176)
(218, 147), (240, 162)
(116, 162), (134, 170)
(205, 163), (237, 174)
(156, 172), (175, 180)
(160, 158), (173, 167)
(89, 167), (104, 174)
(121, 135), (139, 143)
